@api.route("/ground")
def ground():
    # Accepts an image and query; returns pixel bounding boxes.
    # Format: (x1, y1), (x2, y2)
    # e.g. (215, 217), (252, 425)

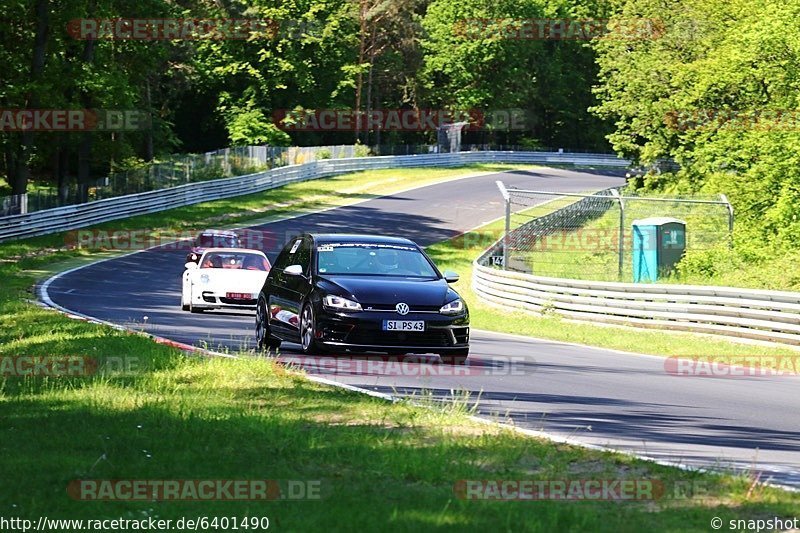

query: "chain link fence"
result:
(498, 183), (733, 282)
(0, 145), (369, 216)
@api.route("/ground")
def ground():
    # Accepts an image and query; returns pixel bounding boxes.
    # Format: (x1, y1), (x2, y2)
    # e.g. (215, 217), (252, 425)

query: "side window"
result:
(295, 238), (312, 274)
(273, 238), (302, 271)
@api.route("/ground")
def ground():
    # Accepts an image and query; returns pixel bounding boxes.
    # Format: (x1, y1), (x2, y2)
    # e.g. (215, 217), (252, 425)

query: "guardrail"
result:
(473, 191), (800, 346)
(0, 151), (628, 242)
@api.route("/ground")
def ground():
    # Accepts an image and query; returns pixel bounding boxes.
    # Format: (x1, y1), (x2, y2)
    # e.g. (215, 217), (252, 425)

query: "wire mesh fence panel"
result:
(0, 144), (371, 214)
(615, 193), (732, 283)
(505, 188), (620, 278)
(501, 186), (732, 282)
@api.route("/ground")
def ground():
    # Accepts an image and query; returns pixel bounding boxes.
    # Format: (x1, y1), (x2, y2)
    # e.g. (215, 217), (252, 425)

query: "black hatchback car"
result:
(255, 233), (470, 364)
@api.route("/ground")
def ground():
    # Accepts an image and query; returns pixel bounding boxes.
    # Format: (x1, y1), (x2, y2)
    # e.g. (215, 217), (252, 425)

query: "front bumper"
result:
(315, 308), (469, 352)
(191, 290), (257, 310)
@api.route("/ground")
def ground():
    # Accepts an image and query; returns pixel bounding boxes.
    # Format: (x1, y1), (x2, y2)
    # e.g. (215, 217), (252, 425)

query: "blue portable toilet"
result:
(632, 217), (686, 282)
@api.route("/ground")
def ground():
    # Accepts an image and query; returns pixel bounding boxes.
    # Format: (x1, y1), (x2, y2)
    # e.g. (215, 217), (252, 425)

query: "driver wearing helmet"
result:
(376, 248), (400, 273)
(202, 255), (223, 268)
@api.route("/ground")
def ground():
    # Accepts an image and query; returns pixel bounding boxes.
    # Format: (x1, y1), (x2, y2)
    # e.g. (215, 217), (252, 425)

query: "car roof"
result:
(199, 229), (238, 236)
(200, 247), (265, 255)
(309, 233), (417, 246)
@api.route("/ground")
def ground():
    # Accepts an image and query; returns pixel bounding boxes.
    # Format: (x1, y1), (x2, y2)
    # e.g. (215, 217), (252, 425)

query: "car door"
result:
(267, 237), (312, 341)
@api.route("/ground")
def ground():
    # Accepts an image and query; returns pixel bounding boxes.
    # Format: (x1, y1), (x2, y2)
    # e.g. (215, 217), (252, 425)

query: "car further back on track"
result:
(182, 248), (271, 313)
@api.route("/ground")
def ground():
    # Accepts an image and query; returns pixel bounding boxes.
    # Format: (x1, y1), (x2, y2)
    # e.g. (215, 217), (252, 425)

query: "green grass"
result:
(2, 165), (800, 529)
(672, 246), (800, 292)
(3, 279), (799, 530)
(5, 347), (800, 530)
(2, 259), (799, 530)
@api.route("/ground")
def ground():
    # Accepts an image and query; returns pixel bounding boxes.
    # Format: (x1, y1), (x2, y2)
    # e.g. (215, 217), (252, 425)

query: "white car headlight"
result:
(323, 294), (362, 311)
(200, 274), (210, 284)
(440, 298), (464, 315)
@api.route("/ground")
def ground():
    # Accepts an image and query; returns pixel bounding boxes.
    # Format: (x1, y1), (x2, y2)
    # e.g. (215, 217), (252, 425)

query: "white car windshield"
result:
(200, 252), (269, 271)
(316, 243), (437, 277)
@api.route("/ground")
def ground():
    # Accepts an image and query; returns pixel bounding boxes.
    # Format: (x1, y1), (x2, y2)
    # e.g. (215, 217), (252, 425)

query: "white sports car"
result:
(181, 248), (271, 313)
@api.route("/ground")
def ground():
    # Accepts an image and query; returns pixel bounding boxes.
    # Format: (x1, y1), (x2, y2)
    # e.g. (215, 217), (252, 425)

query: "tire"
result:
(256, 297), (281, 351)
(300, 303), (327, 355)
(439, 348), (469, 366)
(181, 284), (191, 311)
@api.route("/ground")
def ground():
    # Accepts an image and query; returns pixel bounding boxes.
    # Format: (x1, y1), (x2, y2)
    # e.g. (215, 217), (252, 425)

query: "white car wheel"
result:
(181, 284), (191, 311)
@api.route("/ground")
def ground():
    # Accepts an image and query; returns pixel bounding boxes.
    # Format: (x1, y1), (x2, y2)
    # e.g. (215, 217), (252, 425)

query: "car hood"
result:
(318, 275), (458, 307)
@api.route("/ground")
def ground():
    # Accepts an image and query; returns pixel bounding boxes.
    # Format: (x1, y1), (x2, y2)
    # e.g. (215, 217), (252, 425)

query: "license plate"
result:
(383, 320), (425, 331)
(226, 292), (255, 300)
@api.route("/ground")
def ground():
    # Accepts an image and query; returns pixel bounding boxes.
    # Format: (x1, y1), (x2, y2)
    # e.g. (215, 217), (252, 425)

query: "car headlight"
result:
(200, 274), (210, 284)
(440, 298), (464, 315)
(323, 294), (362, 311)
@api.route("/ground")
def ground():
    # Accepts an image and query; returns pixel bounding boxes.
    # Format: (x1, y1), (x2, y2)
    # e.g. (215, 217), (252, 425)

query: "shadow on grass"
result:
(2, 371), (799, 531)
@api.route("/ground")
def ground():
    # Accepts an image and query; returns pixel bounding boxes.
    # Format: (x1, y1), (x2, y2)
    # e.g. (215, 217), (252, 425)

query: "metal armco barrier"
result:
(0, 151), (627, 242)
(474, 193), (800, 346)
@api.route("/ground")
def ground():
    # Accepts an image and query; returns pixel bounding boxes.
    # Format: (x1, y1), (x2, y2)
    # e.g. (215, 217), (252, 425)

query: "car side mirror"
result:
(284, 264), (304, 276)
(185, 262), (198, 270)
(443, 271), (460, 283)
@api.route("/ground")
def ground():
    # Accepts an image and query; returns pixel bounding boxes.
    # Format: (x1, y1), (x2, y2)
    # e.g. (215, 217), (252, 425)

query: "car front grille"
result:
(363, 304), (442, 313)
(345, 329), (453, 347)
(220, 297), (257, 305)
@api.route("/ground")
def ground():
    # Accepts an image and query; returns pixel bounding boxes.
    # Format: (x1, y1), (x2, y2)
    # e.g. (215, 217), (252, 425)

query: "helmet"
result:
(377, 249), (399, 268)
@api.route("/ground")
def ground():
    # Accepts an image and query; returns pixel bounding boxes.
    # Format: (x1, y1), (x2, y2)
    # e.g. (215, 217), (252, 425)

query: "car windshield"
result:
(200, 252), (269, 271)
(196, 234), (239, 248)
(316, 243), (438, 278)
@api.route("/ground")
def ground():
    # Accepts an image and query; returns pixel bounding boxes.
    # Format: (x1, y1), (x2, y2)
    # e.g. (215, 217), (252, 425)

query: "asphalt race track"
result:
(43, 167), (800, 489)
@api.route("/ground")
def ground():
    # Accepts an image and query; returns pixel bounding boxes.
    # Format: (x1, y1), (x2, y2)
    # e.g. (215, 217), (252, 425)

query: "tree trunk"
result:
(354, 0), (368, 144)
(56, 134), (69, 204)
(365, 26), (376, 147)
(144, 78), (154, 161)
(4, 140), (18, 194)
(14, 0), (50, 195)
(76, 25), (96, 203)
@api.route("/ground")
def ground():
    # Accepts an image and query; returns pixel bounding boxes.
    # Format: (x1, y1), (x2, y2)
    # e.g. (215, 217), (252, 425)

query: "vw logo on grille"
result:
(395, 302), (410, 316)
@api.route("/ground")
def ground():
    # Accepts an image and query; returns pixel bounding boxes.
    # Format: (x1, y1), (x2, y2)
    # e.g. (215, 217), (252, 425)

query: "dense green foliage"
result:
(1, 0), (613, 196)
(6, 0), (800, 289)
(592, 0), (800, 287)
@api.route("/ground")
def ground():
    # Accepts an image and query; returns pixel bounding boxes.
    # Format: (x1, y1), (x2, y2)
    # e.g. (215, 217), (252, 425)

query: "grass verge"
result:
(1, 165), (799, 529)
